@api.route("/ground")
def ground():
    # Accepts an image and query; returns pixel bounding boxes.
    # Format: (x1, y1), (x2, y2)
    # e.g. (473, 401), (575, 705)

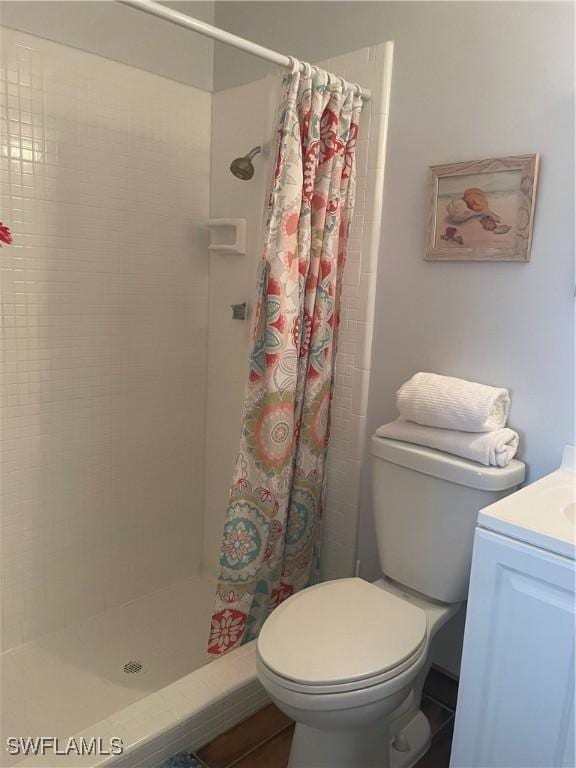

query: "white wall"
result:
(0, 28), (211, 651)
(0, 1), (215, 91)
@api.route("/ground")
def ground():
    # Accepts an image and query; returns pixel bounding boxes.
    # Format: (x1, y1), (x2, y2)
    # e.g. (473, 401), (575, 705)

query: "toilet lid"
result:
(257, 578), (427, 687)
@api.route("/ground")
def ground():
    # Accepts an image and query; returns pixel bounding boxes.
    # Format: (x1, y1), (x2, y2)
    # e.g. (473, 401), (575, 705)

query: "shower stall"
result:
(0, 4), (392, 765)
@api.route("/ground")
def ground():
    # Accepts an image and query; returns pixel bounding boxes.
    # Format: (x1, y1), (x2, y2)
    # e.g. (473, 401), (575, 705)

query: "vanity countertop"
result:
(477, 445), (576, 560)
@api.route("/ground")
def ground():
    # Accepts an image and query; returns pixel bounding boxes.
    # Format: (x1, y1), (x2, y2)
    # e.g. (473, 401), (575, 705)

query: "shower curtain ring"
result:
(287, 56), (300, 75)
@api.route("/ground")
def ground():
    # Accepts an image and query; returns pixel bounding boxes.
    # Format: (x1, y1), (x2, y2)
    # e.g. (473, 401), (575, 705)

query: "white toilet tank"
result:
(371, 435), (525, 603)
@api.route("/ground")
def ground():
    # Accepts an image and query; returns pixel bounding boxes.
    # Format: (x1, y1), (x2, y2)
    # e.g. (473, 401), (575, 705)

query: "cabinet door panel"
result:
(450, 529), (575, 768)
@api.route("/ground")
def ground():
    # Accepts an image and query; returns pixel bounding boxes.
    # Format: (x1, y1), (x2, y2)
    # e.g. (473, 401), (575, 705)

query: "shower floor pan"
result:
(1, 574), (268, 768)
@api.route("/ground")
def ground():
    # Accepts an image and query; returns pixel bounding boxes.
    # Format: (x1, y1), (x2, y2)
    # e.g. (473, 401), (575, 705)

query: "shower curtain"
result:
(208, 62), (364, 656)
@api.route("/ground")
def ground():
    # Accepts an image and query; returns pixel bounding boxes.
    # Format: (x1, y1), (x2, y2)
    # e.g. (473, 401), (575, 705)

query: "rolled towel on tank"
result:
(397, 372), (511, 432)
(376, 419), (519, 467)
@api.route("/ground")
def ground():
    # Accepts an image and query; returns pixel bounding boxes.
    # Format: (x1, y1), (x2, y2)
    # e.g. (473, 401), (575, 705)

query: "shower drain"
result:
(123, 660), (143, 674)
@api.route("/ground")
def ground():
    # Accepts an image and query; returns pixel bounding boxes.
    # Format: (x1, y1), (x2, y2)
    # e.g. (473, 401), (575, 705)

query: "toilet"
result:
(256, 435), (525, 768)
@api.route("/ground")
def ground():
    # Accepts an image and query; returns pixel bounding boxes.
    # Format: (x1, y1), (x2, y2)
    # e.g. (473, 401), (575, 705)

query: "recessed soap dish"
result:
(207, 218), (247, 255)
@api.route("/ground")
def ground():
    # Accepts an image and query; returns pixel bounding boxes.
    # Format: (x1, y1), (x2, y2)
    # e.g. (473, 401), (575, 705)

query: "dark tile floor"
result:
(183, 668), (458, 768)
(414, 668), (458, 768)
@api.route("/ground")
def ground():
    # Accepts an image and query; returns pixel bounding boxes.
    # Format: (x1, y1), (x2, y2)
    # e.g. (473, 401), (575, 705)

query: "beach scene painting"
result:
(425, 154), (539, 261)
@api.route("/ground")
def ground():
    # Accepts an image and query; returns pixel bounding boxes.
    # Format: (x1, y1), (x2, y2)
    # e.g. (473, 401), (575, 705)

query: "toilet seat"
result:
(258, 641), (426, 695)
(257, 578), (427, 694)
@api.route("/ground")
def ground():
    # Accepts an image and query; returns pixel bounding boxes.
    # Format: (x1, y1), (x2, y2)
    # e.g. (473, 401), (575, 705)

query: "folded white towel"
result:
(397, 372), (510, 432)
(376, 419), (519, 467)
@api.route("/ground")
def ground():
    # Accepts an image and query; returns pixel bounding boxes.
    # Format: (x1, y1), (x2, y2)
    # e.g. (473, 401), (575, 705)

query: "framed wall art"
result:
(425, 154), (539, 261)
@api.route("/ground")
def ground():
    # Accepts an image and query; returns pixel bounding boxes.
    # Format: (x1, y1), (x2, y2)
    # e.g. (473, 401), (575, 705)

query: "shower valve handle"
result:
(231, 302), (248, 320)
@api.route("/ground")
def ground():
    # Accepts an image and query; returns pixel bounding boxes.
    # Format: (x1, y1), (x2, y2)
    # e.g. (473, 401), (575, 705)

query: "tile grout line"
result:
(429, 712), (455, 739)
(423, 693), (457, 714)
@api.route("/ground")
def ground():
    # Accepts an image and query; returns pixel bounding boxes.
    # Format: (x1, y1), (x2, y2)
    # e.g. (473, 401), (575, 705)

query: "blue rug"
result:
(158, 752), (201, 768)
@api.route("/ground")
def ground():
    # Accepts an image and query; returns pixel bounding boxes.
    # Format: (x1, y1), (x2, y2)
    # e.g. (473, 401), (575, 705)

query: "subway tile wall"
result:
(203, 76), (277, 571)
(0, 30), (389, 651)
(319, 44), (391, 580)
(0, 28), (211, 651)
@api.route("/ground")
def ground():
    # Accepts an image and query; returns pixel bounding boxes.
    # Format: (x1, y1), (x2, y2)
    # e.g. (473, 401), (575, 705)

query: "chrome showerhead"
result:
(230, 145), (262, 181)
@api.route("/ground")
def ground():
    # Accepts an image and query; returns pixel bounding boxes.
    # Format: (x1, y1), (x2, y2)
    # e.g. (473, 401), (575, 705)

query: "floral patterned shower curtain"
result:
(208, 62), (364, 656)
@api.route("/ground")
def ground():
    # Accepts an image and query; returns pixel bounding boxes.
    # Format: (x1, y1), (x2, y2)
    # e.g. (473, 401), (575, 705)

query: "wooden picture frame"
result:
(425, 154), (539, 261)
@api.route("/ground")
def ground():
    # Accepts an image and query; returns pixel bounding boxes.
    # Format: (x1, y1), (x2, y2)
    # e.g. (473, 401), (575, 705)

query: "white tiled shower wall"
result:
(318, 44), (391, 580)
(202, 76), (276, 569)
(0, 29), (211, 652)
(204, 45), (391, 581)
(0, 28), (389, 653)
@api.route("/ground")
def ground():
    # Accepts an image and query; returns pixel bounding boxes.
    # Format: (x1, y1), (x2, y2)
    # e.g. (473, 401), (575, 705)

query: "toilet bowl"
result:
(256, 438), (525, 768)
(257, 577), (458, 768)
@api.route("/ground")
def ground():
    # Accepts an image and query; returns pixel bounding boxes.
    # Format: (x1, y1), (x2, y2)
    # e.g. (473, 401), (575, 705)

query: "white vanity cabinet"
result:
(450, 450), (576, 768)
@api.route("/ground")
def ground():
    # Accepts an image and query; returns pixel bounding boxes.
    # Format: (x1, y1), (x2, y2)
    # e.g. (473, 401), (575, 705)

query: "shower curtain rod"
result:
(118, 0), (371, 101)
